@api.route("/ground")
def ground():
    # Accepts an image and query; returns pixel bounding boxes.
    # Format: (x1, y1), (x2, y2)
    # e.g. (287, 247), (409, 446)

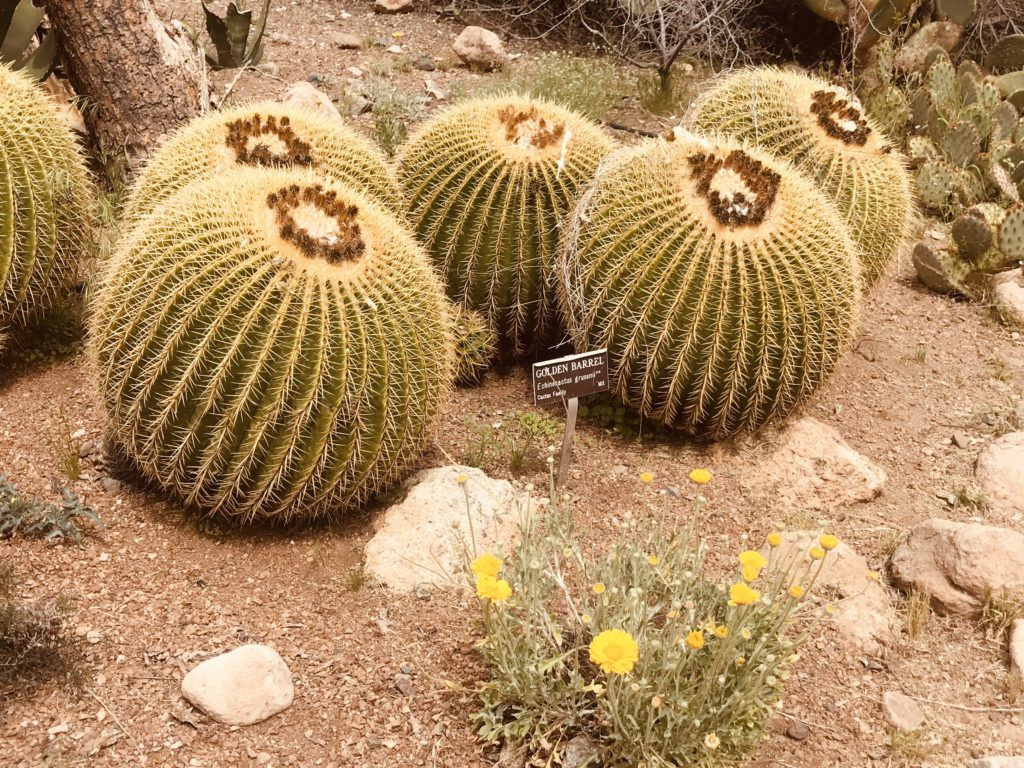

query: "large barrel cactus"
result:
(560, 130), (862, 438)
(91, 167), (454, 524)
(688, 68), (913, 287)
(123, 103), (401, 222)
(398, 95), (615, 360)
(0, 65), (93, 353)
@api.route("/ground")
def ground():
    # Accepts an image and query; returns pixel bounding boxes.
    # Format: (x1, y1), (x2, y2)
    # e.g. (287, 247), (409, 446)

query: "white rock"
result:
(774, 531), (894, 655)
(363, 465), (521, 592)
(992, 271), (1024, 328)
(881, 691), (924, 731)
(977, 431), (1024, 517)
(970, 759), (1024, 768)
(280, 81), (342, 121)
(374, 0), (413, 12)
(452, 26), (506, 71)
(889, 519), (1024, 615)
(1010, 619), (1024, 694)
(743, 417), (886, 511)
(181, 645), (293, 726)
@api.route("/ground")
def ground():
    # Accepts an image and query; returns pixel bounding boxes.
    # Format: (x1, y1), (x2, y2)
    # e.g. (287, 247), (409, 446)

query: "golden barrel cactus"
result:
(91, 167), (454, 524)
(123, 103), (400, 222)
(398, 95), (615, 360)
(688, 67), (914, 287)
(0, 65), (93, 352)
(559, 130), (862, 438)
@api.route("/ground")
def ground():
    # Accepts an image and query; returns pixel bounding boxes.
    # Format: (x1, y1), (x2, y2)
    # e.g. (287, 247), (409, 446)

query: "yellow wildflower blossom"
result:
(589, 629), (639, 675)
(471, 554), (502, 578)
(714, 625), (729, 639)
(647, 554), (659, 566)
(592, 583), (606, 595)
(729, 582), (761, 606)
(688, 468), (712, 484)
(819, 533), (839, 551)
(475, 575), (512, 602)
(686, 630), (705, 650)
(738, 550), (767, 582)
(767, 531), (782, 547)
(639, 471), (654, 484)
(788, 585), (805, 599)
(809, 546), (825, 561)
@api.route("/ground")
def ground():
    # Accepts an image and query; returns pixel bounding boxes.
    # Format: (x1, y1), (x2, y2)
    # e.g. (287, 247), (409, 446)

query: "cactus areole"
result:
(560, 131), (862, 438)
(92, 168), (454, 525)
(398, 95), (615, 361)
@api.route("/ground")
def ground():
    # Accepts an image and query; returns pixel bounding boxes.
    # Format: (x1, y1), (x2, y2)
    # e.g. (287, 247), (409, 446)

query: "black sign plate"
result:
(532, 349), (610, 406)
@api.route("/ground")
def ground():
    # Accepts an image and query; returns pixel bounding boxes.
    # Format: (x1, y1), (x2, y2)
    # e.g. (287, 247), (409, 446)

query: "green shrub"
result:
(465, 472), (835, 766)
(489, 53), (626, 120)
(0, 475), (102, 545)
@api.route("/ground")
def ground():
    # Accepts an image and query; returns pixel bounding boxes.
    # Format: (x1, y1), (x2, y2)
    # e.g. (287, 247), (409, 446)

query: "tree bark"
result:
(44, 0), (203, 167)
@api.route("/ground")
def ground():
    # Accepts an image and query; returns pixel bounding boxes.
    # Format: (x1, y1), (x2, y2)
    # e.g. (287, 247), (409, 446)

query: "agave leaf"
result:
(17, 25), (55, 80)
(202, 0), (270, 69)
(0, 0), (42, 62)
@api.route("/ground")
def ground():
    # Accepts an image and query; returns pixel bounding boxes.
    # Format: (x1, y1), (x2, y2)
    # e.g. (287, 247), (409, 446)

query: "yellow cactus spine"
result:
(398, 95), (616, 360)
(687, 67), (914, 287)
(91, 167), (454, 524)
(560, 130), (862, 438)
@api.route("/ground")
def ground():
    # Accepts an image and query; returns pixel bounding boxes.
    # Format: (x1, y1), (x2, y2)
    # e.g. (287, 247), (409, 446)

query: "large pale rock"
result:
(181, 645), (293, 726)
(364, 465), (520, 592)
(970, 759), (1024, 768)
(977, 431), (1024, 517)
(775, 532), (894, 655)
(281, 81), (342, 121)
(1010, 619), (1024, 695)
(744, 418), (886, 511)
(895, 21), (963, 74)
(889, 519), (1024, 615)
(452, 26), (505, 71)
(881, 691), (924, 731)
(991, 271), (1024, 330)
(374, 0), (413, 12)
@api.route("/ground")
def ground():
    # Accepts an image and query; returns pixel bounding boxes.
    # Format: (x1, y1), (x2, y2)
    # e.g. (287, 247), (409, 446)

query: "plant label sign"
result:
(532, 348), (610, 406)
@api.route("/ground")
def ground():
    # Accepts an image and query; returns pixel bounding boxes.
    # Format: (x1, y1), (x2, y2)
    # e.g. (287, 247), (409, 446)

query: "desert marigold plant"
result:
(464, 472), (837, 767)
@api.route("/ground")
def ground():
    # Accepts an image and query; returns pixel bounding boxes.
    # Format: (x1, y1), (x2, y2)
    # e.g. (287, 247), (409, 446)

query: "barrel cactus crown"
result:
(91, 167), (454, 524)
(398, 95), (616, 361)
(0, 65), (93, 353)
(560, 130), (862, 438)
(687, 67), (914, 287)
(123, 103), (400, 223)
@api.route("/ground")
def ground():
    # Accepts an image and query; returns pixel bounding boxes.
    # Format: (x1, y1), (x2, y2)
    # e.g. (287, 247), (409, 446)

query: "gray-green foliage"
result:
(0, 475), (103, 545)
(489, 53), (625, 120)
(365, 78), (426, 157)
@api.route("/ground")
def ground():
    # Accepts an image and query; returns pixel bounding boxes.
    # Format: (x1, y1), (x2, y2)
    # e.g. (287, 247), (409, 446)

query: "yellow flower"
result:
(581, 614), (592, 624)
(686, 630), (705, 650)
(456, 474), (468, 485)
(738, 550), (767, 582)
(714, 625), (729, 639)
(703, 732), (720, 750)
(825, 604), (835, 615)
(735, 656), (746, 666)
(819, 533), (839, 551)
(392, 31), (405, 38)
(639, 471), (654, 484)
(475, 575), (512, 602)
(728, 582), (761, 606)
(740, 628), (751, 640)
(688, 468), (712, 485)
(866, 570), (880, 581)
(666, 609), (679, 619)
(788, 585), (805, 599)
(767, 531), (782, 548)
(809, 546), (825, 561)
(647, 554), (659, 566)
(588, 629), (639, 675)
(592, 582), (606, 595)
(471, 554), (502, 578)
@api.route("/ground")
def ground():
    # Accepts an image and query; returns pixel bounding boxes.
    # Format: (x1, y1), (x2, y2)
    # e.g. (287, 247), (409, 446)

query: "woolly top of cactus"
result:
(125, 102), (400, 221)
(653, 128), (806, 243)
(692, 68), (895, 157)
(402, 94), (613, 166)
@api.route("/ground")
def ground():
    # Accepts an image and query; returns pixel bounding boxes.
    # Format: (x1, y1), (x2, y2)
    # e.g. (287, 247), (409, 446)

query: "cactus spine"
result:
(452, 305), (497, 386)
(123, 103), (401, 223)
(0, 64), (93, 352)
(91, 168), (454, 524)
(687, 67), (914, 287)
(559, 131), (862, 438)
(398, 95), (615, 360)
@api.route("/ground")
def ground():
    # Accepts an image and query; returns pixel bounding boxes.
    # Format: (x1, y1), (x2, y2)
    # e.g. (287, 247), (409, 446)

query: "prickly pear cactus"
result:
(0, 65), (93, 354)
(124, 103), (401, 223)
(452, 305), (496, 387)
(559, 130), (862, 438)
(397, 95), (615, 360)
(687, 68), (913, 287)
(91, 167), (455, 524)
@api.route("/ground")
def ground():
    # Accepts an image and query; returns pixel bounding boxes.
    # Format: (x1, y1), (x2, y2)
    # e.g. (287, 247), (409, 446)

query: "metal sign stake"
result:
(556, 397), (579, 489)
